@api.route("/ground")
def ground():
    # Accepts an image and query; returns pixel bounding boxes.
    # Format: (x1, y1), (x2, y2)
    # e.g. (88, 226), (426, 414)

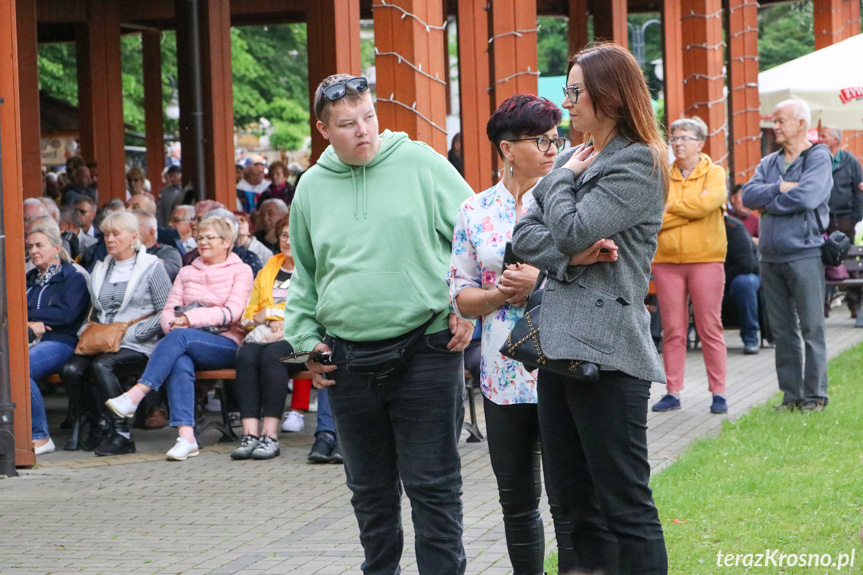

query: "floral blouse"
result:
(448, 181), (537, 406)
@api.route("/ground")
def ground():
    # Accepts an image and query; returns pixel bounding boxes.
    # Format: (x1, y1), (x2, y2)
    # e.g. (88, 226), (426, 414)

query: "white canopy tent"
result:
(758, 34), (863, 130)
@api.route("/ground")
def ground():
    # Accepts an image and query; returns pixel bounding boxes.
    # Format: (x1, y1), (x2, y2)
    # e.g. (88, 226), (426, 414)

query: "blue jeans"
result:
(139, 329), (238, 427)
(29, 340), (77, 440)
(327, 329), (466, 575)
(727, 273), (761, 346)
(315, 387), (335, 436)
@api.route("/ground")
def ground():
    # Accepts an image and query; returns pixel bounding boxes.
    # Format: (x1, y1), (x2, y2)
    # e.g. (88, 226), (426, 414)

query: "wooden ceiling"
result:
(36, 0), (789, 43)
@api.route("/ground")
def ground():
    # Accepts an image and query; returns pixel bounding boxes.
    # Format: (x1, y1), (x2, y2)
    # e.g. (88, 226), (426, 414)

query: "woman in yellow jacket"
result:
(651, 117), (729, 415)
(230, 213), (314, 460)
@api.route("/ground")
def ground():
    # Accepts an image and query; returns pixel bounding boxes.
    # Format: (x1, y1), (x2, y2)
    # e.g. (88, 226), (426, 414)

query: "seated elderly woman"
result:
(181, 208), (263, 277)
(62, 211), (172, 455)
(106, 215), (254, 461)
(231, 213), (307, 460)
(26, 223), (91, 456)
(254, 199), (289, 253)
(233, 211), (274, 266)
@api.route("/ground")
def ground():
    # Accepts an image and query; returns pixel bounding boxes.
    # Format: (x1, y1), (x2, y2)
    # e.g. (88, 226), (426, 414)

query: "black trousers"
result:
(233, 340), (304, 420)
(537, 369), (667, 575)
(483, 396), (575, 575)
(62, 348), (149, 433)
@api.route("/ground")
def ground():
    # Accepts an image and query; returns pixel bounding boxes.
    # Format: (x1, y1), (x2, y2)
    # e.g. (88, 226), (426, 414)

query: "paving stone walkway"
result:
(2, 315), (861, 574)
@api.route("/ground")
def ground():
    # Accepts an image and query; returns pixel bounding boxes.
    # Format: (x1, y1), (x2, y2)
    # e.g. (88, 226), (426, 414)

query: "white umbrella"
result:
(758, 34), (863, 130)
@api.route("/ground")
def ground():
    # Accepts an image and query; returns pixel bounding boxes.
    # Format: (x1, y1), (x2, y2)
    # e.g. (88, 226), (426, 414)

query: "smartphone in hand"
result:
(503, 242), (523, 267)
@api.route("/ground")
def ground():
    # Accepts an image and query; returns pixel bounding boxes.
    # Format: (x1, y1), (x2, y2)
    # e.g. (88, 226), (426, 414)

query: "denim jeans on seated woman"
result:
(138, 329), (238, 427)
(29, 340), (77, 440)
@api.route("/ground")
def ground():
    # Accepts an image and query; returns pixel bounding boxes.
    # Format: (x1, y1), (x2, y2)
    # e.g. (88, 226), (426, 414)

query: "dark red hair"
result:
(487, 94), (562, 159)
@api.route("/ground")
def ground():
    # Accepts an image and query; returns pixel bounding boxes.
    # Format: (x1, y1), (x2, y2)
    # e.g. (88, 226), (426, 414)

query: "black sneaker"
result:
(94, 433), (136, 456)
(772, 401), (799, 412)
(329, 442), (343, 465)
(308, 434), (336, 464)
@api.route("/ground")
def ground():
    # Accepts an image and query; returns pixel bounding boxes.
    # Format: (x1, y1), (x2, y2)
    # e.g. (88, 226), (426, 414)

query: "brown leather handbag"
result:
(75, 312), (156, 356)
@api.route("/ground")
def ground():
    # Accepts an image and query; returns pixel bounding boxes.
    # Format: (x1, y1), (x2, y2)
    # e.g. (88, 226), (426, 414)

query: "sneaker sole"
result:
(281, 425), (304, 433)
(307, 453), (330, 464)
(166, 449), (199, 461)
(251, 449), (280, 460)
(105, 399), (135, 419)
(230, 451), (254, 460)
(652, 406), (681, 412)
(710, 408), (728, 414)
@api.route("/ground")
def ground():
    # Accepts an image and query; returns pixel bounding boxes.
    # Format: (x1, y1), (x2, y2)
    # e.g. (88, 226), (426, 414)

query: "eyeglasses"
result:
(279, 233), (291, 241)
(195, 235), (224, 244)
(322, 77), (369, 102)
(562, 85), (584, 104)
(508, 136), (566, 153)
(668, 136), (702, 144)
(171, 216), (191, 223)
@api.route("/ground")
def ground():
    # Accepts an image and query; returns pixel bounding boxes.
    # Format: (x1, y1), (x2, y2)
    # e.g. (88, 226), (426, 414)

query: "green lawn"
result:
(545, 343), (863, 574)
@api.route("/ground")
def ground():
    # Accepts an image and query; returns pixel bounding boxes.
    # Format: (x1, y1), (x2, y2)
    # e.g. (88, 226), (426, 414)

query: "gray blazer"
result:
(512, 135), (666, 383)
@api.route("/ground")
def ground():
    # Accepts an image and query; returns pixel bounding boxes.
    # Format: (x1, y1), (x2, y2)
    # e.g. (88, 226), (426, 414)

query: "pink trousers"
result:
(653, 262), (727, 395)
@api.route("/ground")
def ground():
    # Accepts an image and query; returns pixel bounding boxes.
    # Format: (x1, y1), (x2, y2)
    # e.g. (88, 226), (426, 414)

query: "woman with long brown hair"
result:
(513, 43), (669, 574)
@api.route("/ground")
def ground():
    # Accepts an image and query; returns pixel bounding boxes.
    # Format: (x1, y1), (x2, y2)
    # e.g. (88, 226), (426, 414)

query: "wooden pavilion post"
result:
(456, 0), (493, 193)
(306, 0), (362, 165)
(373, 0), (448, 154)
(15, 0), (41, 200)
(568, 0), (589, 55)
(725, 0), (761, 185)
(487, 0), (539, 178)
(681, 0), (728, 167)
(76, 0), (126, 202)
(662, 0), (685, 128)
(593, 0), (628, 47)
(199, 0), (235, 208)
(0, 0), (36, 467)
(142, 30), (165, 187)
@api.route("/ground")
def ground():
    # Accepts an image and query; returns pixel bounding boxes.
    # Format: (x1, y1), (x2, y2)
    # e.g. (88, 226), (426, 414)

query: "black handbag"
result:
(818, 218), (851, 267)
(334, 312), (441, 380)
(499, 288), (600, 381)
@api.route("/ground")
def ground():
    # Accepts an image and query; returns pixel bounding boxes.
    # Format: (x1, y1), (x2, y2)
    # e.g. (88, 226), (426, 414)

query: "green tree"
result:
(758, 1), (815, 71)
(537, 17), (570, 76)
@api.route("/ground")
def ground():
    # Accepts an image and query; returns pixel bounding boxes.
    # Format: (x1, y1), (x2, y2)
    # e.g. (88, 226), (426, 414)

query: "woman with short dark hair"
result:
(513, 43), (670, 574)
(448, 94), (573, 574)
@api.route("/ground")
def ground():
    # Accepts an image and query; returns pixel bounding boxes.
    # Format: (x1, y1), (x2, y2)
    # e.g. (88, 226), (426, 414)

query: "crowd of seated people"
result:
(25, 155), (338, 462)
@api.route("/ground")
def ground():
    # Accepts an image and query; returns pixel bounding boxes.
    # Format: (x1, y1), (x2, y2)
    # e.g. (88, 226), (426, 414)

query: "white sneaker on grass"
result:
(166, 437), (199, 461)
(280, 411), (304, 432)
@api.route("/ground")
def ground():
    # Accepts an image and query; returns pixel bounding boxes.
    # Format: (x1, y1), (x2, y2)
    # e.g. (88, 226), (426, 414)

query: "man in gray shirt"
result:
(743, 99), (833, 412)
(157, 166), (184, 228)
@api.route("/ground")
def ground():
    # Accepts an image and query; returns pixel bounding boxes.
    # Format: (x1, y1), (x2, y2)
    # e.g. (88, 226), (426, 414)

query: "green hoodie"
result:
(284, 130), (474, 352)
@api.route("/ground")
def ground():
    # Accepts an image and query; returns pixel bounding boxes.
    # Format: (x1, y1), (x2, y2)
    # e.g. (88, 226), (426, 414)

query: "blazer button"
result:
(596, 299), (604, 307)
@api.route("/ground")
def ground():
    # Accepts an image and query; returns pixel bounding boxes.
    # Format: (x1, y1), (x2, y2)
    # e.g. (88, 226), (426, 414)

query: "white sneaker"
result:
(166, 437), (200, 461)
(280, 411), (304, 432)
(307, 401), (318, 413)
(34, 438), (56, 456)
(105, 393), (136, 418)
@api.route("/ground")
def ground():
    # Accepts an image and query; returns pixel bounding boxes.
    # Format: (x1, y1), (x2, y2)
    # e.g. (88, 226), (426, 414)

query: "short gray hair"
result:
(775, 98), (811, 130)
(59, 205), (83, 228)
(669, 117), (708, 141)
(258, 198), (289, 214)
(38, 197), (60, 222)
(27, 223), (71, 263)
(203, 208), (239, 242)
(822, 124), (842, 142)
(23, 198), (48, 220)
(172, 205), (195, 220)
(132, 209), (158, 235)
(100, 211), (142, 248)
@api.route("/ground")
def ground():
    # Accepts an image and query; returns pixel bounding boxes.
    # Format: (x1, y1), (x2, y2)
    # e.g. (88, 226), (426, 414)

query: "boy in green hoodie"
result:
(283, 74), (473, 575)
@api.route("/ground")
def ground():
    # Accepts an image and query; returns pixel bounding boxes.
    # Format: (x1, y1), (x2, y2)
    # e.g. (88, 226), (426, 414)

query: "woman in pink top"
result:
(106, 216), (254, 461)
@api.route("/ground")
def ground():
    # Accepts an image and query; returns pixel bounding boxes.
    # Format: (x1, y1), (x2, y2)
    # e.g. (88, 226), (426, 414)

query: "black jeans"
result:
(537, 369), (667, 575)
(62, 349), (149, 433)
(233, 340), (304, 419)
(483, 396), (575, 575)
(327, 329), (466, 575)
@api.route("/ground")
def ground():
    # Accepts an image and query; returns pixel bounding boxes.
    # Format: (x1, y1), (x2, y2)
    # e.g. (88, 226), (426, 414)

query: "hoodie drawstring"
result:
(350, 167), (369, 220)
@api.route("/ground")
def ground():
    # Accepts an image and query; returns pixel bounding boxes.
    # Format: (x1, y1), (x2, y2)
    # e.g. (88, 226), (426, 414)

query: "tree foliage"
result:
(758, 1), (815, 71)
(37, 24), (310, 152)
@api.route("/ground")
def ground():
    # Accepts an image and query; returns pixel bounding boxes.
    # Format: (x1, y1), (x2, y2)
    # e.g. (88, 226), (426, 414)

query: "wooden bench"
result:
(826, 245), (863, 328)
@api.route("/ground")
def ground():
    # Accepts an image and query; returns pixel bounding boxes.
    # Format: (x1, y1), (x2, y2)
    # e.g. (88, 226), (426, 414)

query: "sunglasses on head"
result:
(322, 77), (369, 102)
